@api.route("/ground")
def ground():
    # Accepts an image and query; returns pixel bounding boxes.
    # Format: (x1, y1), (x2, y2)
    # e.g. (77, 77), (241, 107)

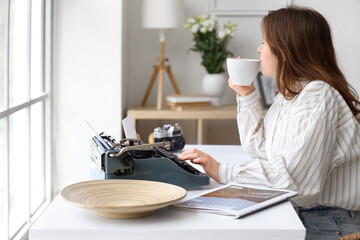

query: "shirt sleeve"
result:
(219, 111), (337, 206)
(236, 91), (267, 159)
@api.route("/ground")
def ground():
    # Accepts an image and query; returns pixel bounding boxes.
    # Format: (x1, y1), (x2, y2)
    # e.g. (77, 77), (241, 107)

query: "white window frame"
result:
(1, 0), (52, 239)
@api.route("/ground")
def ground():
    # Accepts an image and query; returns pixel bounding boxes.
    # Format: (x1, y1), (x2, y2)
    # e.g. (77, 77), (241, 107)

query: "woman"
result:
(179, 6), (360, 240)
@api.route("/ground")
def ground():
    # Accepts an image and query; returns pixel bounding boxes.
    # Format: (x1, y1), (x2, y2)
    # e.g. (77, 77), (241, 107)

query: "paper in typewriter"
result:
(173, 183), (297, 218)
(122, 115), (138, 139)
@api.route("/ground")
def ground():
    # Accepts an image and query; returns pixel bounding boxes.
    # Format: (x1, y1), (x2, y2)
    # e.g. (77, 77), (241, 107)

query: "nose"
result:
(257, 44), (263, 54)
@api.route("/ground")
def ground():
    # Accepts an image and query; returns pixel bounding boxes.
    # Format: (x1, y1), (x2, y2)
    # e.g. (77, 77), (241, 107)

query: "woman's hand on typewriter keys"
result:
(179, 149), (220, 183)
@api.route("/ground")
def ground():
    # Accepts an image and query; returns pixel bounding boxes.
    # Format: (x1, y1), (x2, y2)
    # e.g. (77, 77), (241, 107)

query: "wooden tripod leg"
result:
(166, 66), (181, 94)
(141, 66), (159, 106)
(157, 68), (165, 110)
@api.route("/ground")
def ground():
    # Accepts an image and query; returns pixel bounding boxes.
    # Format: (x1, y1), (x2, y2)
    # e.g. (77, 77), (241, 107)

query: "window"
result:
(0, 0), (51, 239)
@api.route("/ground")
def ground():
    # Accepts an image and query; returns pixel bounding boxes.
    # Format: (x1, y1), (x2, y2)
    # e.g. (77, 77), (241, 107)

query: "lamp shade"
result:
(142, 0), (184, 29)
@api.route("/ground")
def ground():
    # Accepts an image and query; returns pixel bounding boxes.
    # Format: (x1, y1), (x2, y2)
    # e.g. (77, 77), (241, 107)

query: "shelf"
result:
(127, 105), (237, 144)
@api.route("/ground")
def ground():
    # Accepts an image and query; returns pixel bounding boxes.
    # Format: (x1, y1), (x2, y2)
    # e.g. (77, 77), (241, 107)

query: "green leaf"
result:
(196, 41), (210, 51)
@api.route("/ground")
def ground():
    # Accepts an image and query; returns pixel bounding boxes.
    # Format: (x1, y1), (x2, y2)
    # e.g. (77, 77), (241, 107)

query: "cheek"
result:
(270, 53), (277, 66)
(261, 54), (277, 78)
(261, 52), (270, 69)
(261, 66), (272, 78)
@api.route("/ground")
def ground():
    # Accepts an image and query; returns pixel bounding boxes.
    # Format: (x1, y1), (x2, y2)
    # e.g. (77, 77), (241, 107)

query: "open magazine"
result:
(173, 183), (297, 218)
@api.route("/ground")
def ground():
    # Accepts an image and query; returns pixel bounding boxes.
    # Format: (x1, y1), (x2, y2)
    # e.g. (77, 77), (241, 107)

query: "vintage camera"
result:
(154, 123), (185, 151)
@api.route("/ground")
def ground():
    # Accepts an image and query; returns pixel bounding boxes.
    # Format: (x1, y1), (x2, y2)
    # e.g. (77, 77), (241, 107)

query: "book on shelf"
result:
(166, 94), (211, 104)
(167, 101), (214, 110)
(166, 94), (214, 110)
(166, 101), (211, 107)
(173, 183), (297, 218)
(169, 104), (215, 111)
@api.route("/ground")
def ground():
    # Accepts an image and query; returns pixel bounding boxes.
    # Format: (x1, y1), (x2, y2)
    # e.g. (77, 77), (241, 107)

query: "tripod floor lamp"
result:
(141, 0), (184, 110)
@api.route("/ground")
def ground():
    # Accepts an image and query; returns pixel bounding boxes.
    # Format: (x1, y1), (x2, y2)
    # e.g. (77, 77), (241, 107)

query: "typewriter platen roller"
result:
(90, 133), (210, 189)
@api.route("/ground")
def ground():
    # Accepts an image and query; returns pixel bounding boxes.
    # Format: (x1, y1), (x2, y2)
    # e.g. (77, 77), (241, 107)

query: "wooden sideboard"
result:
(127, 105), (237, 144)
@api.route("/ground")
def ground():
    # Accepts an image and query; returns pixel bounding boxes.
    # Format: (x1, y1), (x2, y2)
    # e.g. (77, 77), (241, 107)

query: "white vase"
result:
(201, 73), (227, 107)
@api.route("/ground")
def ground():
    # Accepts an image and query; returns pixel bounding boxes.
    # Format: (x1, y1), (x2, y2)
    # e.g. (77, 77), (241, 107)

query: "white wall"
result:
(126, 0), (360, 104)
(53, 0), (123, 194)
(124, 0), (360, 144)
(52, 0), (360, 193)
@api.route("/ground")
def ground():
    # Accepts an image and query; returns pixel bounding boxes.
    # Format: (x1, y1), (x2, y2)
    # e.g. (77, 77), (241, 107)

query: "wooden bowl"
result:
(61, 179), (187, 219)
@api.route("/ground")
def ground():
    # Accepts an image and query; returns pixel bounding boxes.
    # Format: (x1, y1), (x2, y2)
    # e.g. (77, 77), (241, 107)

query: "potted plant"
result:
(184, 14), (237, 106)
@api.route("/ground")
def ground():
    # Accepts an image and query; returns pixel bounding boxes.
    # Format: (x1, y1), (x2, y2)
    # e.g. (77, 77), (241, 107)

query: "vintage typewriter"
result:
(90, 132), (210, 189)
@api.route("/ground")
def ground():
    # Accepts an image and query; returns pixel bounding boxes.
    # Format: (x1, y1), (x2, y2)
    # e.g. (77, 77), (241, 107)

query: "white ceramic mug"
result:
(227, 58), (260, 86)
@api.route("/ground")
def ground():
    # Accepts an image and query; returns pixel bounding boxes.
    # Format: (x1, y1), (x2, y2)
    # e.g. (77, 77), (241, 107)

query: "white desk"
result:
(30, 145), (305, 240)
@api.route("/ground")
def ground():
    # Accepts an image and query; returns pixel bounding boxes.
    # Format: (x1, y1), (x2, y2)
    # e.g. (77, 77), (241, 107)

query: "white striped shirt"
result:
(219, 80), (360, 210)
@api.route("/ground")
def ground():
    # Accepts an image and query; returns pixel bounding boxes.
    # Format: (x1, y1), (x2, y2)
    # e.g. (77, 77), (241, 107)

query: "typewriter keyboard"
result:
(154, 147), (202, 175)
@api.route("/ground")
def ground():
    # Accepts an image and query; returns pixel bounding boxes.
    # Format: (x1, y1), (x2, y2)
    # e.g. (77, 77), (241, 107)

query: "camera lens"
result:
(172, 137), (185, 150)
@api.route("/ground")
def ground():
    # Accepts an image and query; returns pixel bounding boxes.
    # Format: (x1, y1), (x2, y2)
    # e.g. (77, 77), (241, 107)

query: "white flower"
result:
(217, 30), (226, 39)
(184, 14), (237, 74)
(207, 20), (216, 32)
(200, 26), (207, 33)
(203, 19), (211, 27)
(191, 24), (200, 33)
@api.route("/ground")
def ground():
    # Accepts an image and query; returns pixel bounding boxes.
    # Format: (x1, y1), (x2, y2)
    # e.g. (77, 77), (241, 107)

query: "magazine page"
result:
(174, 183), (296, 218)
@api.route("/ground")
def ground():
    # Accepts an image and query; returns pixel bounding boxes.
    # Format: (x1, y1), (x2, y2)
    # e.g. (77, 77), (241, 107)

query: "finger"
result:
(179, 148), (197, 157)
(178, 152), (200, 160)
(228, 78), (235, 88)
(189, 158), (202, 165)
(192, 157), (208, 165)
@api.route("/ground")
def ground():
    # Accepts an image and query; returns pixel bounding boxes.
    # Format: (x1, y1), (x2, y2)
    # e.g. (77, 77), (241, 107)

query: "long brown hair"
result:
(262, 6), (360, 116)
